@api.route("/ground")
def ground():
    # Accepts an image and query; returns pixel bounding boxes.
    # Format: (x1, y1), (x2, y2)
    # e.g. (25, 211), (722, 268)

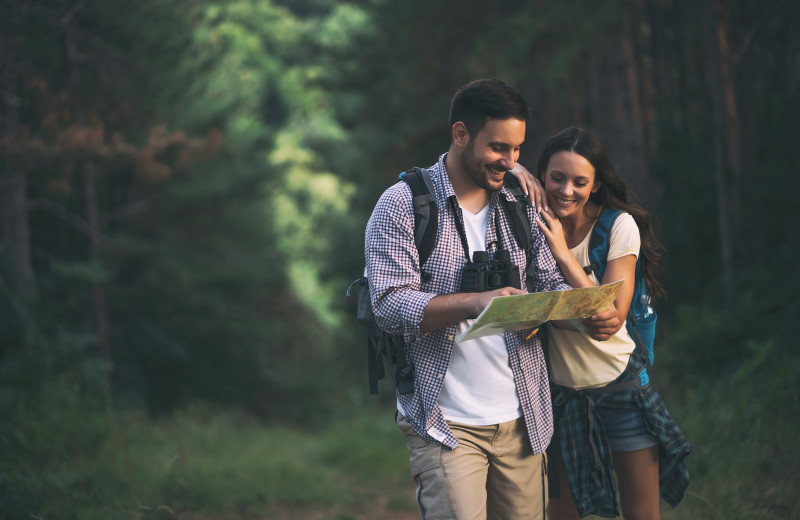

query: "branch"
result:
(59, 0), (86, 27)
(101, 200), (150, 225)
(27, 198), (105, 244)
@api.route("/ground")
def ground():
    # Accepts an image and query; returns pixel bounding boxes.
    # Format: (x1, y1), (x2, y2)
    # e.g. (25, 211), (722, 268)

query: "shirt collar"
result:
(434, 152), (518, 210)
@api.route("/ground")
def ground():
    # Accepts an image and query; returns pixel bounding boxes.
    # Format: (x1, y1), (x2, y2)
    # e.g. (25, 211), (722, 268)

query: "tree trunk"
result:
(1, 171), (32, 295)
(1, 83), (32, 296)
(621, 28), (655, 204)
(705, 0), (742, 303)
(83, 161), (111, 363)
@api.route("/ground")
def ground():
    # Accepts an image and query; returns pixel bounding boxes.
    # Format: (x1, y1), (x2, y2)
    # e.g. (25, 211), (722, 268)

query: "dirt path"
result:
(267, 494), (419, 520)
(181, 488), (419, 520)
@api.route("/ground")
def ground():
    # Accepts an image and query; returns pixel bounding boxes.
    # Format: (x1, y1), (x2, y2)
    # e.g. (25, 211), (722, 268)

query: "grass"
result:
(653, 362), (799, 520)
(4, 366), (799, 520)
(5, 401), (417, 519)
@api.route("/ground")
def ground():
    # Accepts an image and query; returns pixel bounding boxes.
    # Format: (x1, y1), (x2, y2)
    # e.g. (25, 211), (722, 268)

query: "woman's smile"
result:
(543, 151), (600, 221)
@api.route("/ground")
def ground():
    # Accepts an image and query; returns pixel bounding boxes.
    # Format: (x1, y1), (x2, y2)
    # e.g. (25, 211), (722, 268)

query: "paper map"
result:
(456, 280), (624, 342)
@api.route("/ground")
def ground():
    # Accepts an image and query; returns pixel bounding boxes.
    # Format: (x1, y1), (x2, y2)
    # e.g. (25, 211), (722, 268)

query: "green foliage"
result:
(2, 0), (800, 516)
(657, 372), (800, 520)
(658, 234), (799, 387)
(0, 281), (111, 519)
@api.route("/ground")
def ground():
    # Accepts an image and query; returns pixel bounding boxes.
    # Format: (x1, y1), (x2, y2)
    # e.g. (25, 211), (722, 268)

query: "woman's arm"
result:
(538, 209), (635, 334)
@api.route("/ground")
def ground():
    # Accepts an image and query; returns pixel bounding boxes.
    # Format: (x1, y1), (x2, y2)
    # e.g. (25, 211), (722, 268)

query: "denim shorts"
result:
(596, 405), (658, 452)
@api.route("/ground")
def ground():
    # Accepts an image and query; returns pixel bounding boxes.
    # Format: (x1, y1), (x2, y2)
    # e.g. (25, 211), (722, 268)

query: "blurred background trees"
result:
(1, 0), (798, 516)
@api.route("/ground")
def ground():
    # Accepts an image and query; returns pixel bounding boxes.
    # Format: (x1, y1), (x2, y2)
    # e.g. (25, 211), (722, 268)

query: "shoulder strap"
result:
(584, 207), (622, 282)
(398, 167), (438, 265)
(500, 174), (532, 254)
(585, 207), (656, 373)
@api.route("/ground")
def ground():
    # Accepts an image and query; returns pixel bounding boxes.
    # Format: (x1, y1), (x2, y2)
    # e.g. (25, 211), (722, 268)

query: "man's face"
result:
(459, 118), (526, 192)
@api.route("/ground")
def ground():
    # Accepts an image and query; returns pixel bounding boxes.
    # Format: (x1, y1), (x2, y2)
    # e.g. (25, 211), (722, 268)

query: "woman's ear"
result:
(591, 181), (602, 193)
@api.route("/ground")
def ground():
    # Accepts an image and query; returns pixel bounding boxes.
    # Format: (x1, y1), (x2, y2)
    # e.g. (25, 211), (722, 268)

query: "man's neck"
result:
(444, 148), (491, 214)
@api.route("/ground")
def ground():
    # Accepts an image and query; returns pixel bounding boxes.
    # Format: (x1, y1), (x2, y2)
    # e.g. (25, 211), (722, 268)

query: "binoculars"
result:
(460, 249), (521, 293)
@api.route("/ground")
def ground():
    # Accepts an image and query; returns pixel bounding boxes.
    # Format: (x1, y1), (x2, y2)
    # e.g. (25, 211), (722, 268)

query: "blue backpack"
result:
(584, 207), (656, 385)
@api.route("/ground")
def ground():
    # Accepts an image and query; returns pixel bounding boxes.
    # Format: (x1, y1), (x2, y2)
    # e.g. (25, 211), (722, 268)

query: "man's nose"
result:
(499, 151), (516, 170)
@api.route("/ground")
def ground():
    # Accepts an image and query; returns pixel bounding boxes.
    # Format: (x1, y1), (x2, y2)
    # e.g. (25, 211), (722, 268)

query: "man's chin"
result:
(485, 173), (505, 192)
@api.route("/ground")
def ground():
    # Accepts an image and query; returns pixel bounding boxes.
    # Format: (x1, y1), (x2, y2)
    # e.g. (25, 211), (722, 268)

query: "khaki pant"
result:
(397, 412), (548, 520)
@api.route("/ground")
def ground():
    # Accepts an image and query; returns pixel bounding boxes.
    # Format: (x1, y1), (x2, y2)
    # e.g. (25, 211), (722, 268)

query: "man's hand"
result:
(581, 306), (621, 341)
(472, 286), (526, 316)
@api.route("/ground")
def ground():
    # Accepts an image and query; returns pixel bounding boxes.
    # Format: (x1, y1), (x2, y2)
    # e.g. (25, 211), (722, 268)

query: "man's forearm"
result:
(419, 287), (526, 333)
(419, 293), (483, 332)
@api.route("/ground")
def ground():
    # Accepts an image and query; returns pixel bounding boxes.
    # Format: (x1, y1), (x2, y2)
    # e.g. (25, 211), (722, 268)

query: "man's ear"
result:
(452, 121), (470, 148)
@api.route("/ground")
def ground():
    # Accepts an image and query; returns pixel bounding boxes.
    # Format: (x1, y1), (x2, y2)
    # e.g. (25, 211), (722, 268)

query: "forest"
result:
(1, 0), (798, 518)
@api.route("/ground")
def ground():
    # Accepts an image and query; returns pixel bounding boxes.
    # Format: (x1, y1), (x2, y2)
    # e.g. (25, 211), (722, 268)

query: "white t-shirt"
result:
(437, 203), (522, 425)
(547, 212), (640, 389)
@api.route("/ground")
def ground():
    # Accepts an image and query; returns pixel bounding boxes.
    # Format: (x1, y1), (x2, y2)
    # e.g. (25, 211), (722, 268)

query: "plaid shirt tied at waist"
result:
(551, 349), (692, 518)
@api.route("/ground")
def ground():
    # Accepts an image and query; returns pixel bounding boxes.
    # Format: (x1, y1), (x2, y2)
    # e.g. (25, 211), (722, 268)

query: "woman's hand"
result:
(536, 208), (571, 262)
(507, 163), (548, 213)
(582, 306), (622, 341)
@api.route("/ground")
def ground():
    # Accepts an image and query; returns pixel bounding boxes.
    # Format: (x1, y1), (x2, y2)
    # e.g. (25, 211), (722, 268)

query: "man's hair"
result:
(448, 78), (530, 138)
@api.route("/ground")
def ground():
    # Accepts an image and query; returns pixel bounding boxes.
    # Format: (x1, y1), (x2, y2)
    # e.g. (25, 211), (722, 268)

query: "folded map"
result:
(456, 280), (624, 342)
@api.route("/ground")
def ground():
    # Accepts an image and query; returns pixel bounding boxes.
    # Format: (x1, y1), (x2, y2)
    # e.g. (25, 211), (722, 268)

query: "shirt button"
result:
(448, 335), (454, 341)
(438, 373), (444, 379)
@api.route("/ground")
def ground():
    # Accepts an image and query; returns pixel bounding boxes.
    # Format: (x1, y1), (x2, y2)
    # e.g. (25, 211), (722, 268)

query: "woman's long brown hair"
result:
(535, 126), (664, 299)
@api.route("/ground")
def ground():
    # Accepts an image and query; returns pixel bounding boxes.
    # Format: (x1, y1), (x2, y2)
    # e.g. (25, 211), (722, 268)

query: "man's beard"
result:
(460, 141), (506, 192)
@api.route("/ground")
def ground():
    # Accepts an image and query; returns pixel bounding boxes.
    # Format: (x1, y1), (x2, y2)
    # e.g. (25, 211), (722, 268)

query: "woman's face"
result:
(542, 151), (601, 221)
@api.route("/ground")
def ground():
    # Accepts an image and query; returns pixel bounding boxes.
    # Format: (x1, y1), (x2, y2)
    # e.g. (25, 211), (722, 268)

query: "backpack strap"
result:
(398, 167), (438, 266)
(500, 173), (533, 255)
(583, 207), (621, 282)
(499, 174), (535, 289)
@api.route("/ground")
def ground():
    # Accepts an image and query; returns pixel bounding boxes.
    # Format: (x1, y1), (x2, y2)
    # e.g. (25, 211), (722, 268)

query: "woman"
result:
(510, 126), (690, 519)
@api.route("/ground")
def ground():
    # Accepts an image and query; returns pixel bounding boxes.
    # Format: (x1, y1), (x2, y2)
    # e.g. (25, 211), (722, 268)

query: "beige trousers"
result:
(397, 412), (548, 520)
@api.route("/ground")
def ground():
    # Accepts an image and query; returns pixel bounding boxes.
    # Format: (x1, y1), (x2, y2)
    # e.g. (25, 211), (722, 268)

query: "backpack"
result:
(346, 166), (534, 394)
(584, 207), (657, 385)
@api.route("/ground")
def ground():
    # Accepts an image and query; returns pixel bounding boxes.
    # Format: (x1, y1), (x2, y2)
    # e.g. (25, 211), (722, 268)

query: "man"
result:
(365, 79), (619, 519)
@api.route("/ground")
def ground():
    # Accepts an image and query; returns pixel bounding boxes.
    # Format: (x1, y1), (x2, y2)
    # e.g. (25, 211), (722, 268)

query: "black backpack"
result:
(346, 167), (534, 394)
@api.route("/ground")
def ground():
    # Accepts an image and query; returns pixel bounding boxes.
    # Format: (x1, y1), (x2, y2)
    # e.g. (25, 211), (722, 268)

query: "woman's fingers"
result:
(507, 163), (548, 213)
(539, 207), (558, 227)
(528, 177), (547, 214)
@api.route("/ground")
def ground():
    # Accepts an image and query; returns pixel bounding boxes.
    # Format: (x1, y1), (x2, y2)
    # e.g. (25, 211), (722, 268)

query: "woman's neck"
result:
(560, 202), (601, 248)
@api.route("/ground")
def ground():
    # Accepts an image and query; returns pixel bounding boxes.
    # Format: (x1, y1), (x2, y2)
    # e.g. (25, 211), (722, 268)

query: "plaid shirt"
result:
(551, 350), (691, 517)
(365, 153), (571, 452)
